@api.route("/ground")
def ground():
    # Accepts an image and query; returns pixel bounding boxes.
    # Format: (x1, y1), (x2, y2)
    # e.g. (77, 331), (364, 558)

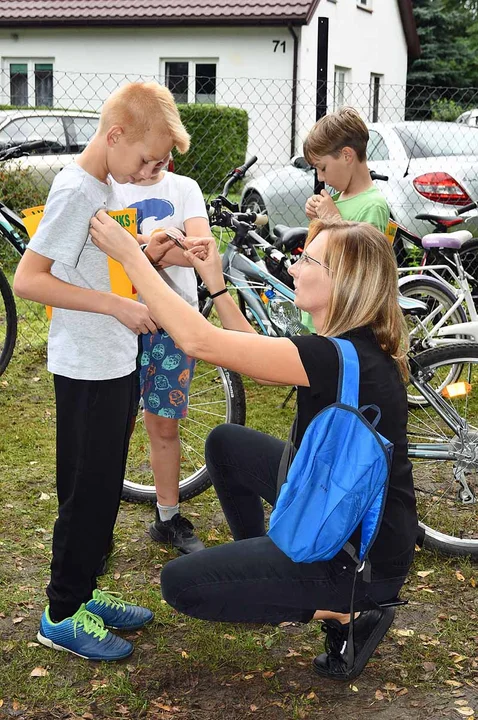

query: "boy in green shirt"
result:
(302, 107), (389, 331)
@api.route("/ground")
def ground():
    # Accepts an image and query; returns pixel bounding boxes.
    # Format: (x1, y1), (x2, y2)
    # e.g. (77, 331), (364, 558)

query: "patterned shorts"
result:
(139, 330), (196, 419)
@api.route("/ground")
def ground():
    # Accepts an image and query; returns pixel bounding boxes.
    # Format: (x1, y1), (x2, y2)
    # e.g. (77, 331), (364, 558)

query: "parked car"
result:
(0, 109), (100, 185)
(456, 109), (478, 127)
(241, 121), (478, 238)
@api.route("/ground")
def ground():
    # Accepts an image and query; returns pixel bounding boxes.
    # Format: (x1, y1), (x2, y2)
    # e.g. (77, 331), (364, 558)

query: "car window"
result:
(0, 116), (67, 152)
(65, 116), (99, 152)
(395, 125), (478, 158)
(367, 130), (390, 161)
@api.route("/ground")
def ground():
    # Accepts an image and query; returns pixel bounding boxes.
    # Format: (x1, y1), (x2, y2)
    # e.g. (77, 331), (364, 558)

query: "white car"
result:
(456, 109), (478, 127)
(0, 109), (99, 186)
(241, 121), (478, 238)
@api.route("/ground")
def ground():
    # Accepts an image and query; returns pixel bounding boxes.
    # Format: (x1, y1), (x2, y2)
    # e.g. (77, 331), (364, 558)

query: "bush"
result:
(174, 105), (248, 194)
(0, 164), (49, 214)
(430, 98), (466, 122)
(0, 165), (48, 269)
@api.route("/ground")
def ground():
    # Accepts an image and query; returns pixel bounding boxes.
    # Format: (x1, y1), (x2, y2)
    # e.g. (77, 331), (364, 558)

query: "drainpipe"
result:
(288, 24), (299, 158)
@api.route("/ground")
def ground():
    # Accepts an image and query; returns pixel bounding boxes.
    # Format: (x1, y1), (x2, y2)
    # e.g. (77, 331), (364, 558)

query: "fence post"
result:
(315, 16), (329, 194)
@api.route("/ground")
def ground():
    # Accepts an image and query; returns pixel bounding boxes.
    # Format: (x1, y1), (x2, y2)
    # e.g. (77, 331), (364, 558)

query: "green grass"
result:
(0, 314), (478, 719)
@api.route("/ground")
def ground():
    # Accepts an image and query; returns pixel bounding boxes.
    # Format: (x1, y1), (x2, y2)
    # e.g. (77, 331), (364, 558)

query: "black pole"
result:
(315, 16), (329, 194)
(289, 25), (299, 158)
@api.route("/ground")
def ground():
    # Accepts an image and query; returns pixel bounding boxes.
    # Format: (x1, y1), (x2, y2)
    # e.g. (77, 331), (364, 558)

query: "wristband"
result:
(140, 243), (159, 266)
(210, 287), (228, 299)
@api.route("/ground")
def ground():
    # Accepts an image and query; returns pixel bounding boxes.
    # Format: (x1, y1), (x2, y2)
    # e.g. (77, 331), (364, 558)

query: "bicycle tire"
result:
(0, 266), (17, 376)
(122, 364), (246, 504)
(399, 275), (467, 407)
(409, 343), (478, 557)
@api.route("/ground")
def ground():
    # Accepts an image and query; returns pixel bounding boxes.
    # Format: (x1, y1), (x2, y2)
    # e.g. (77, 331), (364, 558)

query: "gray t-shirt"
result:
(28, 163), (137, 380)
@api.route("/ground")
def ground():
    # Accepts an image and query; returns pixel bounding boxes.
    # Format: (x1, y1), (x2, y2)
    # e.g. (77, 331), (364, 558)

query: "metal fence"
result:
(2, 69), (478, 354)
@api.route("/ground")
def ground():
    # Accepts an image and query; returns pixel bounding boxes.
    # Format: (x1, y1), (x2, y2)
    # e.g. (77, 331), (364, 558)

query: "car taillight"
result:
(167, 156), (175, 172)
(413, 172), (471, 206)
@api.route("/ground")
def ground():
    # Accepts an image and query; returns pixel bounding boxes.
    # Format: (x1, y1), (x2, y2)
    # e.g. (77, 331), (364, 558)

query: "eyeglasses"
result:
(297, 250), (332, 274)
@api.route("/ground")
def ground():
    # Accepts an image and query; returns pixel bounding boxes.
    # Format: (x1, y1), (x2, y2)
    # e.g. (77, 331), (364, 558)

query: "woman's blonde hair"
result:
(306, 218), (409, 381)
(99, 81), (190, 154)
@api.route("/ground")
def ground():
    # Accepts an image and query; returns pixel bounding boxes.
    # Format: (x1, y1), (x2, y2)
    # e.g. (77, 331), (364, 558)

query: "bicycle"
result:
(0, 141), (43, 375)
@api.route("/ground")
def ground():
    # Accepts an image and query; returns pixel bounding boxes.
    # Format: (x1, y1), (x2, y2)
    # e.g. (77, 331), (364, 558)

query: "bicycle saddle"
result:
(273, 225), (308, 251)
(398, 295), (428, 316)
(422, 230), (473, 250)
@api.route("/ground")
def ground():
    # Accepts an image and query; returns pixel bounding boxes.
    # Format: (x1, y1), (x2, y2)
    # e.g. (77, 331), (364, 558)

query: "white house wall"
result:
(0, 26), (296, 173)
(297, 0), (408, 149)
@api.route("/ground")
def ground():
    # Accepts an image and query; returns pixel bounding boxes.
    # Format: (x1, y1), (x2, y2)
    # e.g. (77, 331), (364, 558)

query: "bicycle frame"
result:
(398, 254), (478, 345)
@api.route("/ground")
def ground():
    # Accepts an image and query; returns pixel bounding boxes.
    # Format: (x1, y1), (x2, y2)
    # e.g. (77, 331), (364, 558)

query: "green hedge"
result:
(175, 104), (248, 194)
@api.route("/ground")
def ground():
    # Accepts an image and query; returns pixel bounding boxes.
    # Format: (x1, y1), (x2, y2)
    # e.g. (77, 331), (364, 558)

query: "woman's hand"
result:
(90, 210), (142, 264)
(184, 237), (224, 292)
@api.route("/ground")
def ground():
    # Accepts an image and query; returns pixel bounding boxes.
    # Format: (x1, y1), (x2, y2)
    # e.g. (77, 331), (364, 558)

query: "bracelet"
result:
(210, 287), (228, 299)
(140, 243), (160, 267)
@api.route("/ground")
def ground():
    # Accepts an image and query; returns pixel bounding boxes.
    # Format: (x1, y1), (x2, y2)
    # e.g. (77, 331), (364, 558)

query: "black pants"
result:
(161, 425), (408, 624)
(47, 372), (136, 621)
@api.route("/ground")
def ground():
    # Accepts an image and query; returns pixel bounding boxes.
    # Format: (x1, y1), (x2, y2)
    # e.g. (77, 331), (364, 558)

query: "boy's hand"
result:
(148, 230), (209, 265)
(90, 210), (140, 263)
(111, 296), (158, 335)
(305, 190), (341, 220)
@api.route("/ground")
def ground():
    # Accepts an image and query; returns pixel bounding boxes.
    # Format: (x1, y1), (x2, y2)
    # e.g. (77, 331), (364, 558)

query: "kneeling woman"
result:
(90, 215), (417, 680)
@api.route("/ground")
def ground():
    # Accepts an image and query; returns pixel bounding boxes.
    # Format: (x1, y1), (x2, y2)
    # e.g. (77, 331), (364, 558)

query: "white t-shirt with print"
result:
(113, 172), (208, 309)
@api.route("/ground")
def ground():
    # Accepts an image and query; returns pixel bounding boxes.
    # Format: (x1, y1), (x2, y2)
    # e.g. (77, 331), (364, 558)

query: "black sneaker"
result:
(312, 607), (395, 681)
(149, 510), (205, 554)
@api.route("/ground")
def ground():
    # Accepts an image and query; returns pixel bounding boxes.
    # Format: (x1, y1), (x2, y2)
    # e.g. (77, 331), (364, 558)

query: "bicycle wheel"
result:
(408, 343), (478, 557)
(0, 266), (17, 376)
(399, 275), (467, 407)
(122, 361), (246, 503)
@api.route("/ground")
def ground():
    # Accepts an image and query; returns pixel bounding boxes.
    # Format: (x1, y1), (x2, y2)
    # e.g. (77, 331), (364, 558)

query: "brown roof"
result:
(0, 0), (320, 26)
(397, 0), (421, 60)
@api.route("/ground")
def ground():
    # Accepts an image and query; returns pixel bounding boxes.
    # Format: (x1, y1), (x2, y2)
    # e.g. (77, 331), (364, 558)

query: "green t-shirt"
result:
(302, 185), (390, 332)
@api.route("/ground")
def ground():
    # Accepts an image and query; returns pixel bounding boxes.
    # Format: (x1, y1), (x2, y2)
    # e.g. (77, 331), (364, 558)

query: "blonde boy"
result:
(14, 82), (189, 661)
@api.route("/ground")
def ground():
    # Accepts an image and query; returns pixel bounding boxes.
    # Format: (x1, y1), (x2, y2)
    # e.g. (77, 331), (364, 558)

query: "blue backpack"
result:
(268, 338), (393, 571)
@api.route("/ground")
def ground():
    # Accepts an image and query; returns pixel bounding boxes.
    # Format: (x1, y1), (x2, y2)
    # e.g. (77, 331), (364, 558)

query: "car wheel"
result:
(241, 191), (270, 239)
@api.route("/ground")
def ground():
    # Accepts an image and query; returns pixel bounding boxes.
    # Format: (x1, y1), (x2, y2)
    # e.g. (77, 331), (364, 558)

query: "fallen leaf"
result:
(0, 700), (3, 708)
(452, 655), (468, 664)
(446, 680), (464, 688)
(29, 461), (38, 466)
(32, 377), (40, 382)
(223, 634), (236, 641)
(113, 572), (121, 580)
(181, 650), (189, 659)
(27, 642), (40, 648)
(456, 700), (471, 706)
(279, 621), (294, 627)
(285, 648), (301, 657)
(417, 570), (434, 578)
(455, 709), (474, 717)
(12, 617), (24, 624)
(116, 706), (129, 716)
(12, 701), (21, 711)
(262, 671), (275, 679)
(126, 664), (135, 673)
(30, 667), (49, 677)
(394, 629), (415, 637)
(456, 571), (466, 582)
(350, 684), (359, 692)
(250, 705), (258, 712)
(383, 682), (399, 691)
(307, 692), (316, 700)
(423, 662), (436, 672)
(397, 688), (409, 696)
(189, 512), (200, 517)
(471, 578), (476, 588)
(375, 690), (384, 701)
(82, 713), (95, 720)
(244, 674), (254, 680)
(39, 493), (50, 501)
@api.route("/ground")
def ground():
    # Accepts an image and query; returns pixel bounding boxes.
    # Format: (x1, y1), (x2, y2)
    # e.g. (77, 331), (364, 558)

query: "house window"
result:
(370, 73), (382, 122)
(333, 67), (350, 110)
(5, 59), (54, 107)
(357, 0), (372, 9)
(163, 60), (217, 104)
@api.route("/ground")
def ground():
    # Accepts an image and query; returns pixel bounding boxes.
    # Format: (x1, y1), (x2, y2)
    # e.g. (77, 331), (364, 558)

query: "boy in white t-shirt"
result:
(113, 165), (209, 554)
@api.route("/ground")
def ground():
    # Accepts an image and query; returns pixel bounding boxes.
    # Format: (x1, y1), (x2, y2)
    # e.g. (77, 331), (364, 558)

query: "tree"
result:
(407, 0), (478, 88)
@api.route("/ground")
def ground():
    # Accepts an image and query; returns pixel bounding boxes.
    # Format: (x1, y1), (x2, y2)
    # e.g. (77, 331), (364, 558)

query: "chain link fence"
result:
(2, 69), (478, 356)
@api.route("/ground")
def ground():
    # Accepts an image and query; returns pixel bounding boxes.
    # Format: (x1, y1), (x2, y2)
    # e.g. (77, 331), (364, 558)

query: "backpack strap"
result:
(327, 338), (360, 408)
(276, 415), (298, 497)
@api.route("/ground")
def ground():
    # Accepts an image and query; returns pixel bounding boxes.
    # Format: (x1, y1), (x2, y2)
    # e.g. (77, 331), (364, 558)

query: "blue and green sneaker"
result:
(86, 589), (153, 631)
(37, 604), (133, 661)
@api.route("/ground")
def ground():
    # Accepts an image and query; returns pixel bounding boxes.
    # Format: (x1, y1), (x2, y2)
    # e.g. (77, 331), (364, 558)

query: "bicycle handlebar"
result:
(370, 170), (389, 182)
(0, 139), (56, 161)
(457, 201), (478, 215)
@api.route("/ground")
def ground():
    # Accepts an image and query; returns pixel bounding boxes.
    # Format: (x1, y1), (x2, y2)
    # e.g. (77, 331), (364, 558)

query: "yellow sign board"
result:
(21, 206), (139, 318)
(385, 220), (398, 244)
